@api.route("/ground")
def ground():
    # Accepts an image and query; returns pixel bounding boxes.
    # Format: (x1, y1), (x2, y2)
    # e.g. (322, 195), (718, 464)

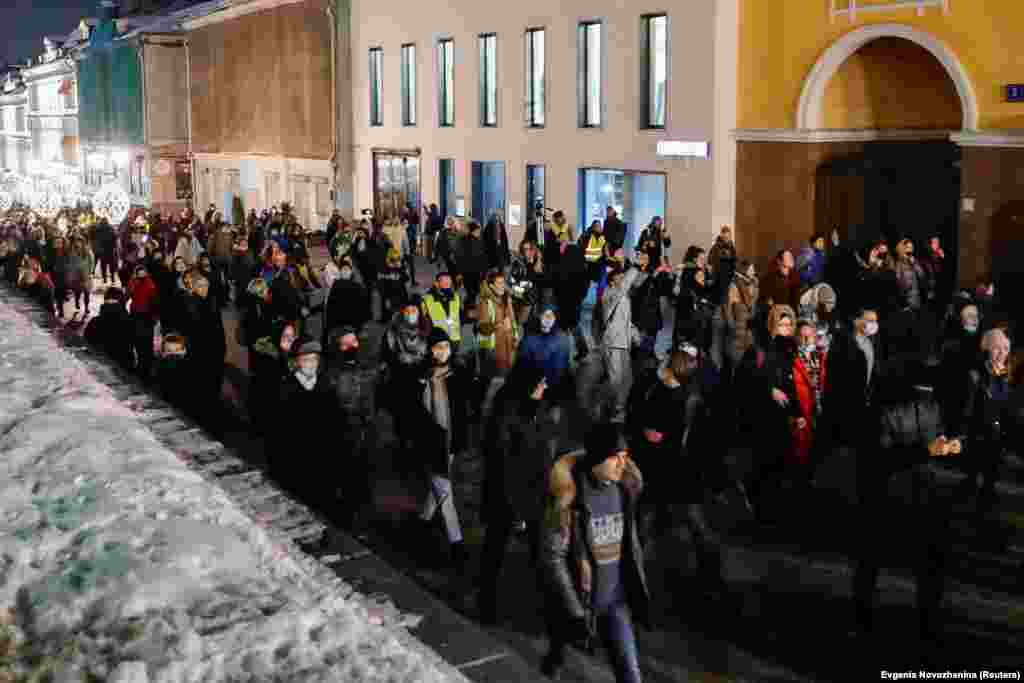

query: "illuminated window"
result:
(642, 15), (668, 128)
(369, 47), (383, 126)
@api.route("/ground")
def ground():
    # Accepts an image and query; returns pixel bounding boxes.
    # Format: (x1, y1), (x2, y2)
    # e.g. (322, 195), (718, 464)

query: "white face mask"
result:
(404, 312), (419, 326)
(433, 349), (451, 365)
(297, 361), (319, 378)
(800, 343), (816, 355)
(863, 321), (879, 337)
(540, 318), (556, 333)
(339, 269), (353, 280)
(963, 322), (979, 334)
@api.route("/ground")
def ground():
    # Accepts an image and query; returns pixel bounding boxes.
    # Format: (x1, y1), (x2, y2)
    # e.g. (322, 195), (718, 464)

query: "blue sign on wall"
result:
(1007, 84), (1024, 102)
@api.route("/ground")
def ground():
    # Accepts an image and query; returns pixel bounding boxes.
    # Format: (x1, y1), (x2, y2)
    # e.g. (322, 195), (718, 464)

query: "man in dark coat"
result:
(323, 262), (371, 348)
(93, 218), (118, 285)
(274, 339), (334, 494)
(83, 287), (135, 370)
(478, 365), (562, 624)
(483, 215), (511, 272)
(548, 232), (590, 357)
(457, 222), (489, 309)
(324, 326), (380, 530)
(853, 358), (961, 648)
(602, 206), (627, 254)
(183, 273), (227, 424)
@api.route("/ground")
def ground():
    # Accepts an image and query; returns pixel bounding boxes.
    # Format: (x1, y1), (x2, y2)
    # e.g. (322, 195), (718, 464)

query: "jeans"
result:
(546, 602), (642, 683)
(577, 283), (598, 352)
(420, 452), (463, 543)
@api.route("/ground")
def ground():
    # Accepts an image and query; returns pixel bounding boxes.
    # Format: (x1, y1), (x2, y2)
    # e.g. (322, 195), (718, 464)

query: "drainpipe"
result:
(137, 39), (149, 207)
(327, 3), (338, 206)
(184, 37), (196, 211)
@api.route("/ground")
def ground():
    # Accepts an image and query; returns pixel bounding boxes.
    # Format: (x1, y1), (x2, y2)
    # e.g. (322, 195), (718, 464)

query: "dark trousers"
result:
(131, 314), (155, 380)
(545, 601), (642, 683)
(98, 252), (118, 283)
(478, 507), (540, 621)
(463, 272), (482, 309)
(53, 287), (68, 317)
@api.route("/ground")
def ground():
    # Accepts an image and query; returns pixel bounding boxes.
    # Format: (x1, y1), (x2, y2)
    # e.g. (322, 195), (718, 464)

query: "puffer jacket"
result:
(539, 450), (650, 627)
(724, 276), (758, 360)
(325, 353), (379, 430)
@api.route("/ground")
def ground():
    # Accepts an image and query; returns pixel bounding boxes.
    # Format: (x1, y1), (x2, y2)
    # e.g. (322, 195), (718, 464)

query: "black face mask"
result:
(439, 287), (453, 298)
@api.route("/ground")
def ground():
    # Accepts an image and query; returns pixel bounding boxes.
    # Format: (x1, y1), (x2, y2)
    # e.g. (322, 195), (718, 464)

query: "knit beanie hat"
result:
(427, 327), (451, 349)
(580, 423), (629, 471)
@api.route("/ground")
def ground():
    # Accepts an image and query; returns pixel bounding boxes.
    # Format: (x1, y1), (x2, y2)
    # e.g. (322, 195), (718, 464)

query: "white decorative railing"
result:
(830, 0), (949, 22)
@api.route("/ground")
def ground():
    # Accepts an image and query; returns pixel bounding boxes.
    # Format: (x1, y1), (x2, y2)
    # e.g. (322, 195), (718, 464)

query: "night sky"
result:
(1, 0), (97, 67)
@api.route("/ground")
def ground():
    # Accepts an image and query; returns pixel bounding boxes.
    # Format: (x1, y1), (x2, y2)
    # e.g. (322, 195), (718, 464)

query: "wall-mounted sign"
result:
(657, 140), (710, 159)
(1006, 84), (1024, 103)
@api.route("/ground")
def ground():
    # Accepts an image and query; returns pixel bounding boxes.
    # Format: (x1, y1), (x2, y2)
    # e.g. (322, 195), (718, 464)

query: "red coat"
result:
(128, 276), (159, 316)
(789, 351), (828, 466)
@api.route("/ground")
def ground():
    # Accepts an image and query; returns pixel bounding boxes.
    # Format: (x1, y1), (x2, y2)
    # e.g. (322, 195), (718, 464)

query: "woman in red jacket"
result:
(127, 262), (160, 380)
(790, 320), (828, 475)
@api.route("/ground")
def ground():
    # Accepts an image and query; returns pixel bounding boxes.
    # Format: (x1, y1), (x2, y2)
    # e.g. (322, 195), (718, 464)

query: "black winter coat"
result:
(825, 331), (884, 446)
(457, 234), (489, 279)
(84, 303), (135, 370)
(323, 279), (371, 344)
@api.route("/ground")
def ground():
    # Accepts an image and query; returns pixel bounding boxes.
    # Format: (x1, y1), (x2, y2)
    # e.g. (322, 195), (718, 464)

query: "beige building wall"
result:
(349, 0), (737, 251)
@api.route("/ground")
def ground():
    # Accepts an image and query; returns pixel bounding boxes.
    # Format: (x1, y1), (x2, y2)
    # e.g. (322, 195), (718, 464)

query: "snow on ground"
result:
(0, 294), (467, 683)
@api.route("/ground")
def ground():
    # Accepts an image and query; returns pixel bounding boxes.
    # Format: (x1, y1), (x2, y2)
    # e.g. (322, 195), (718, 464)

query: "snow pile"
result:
(0, 295), (466, 683)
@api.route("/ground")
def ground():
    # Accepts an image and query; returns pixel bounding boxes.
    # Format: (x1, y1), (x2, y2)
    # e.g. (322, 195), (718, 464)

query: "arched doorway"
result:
(804, 28), (971, 284)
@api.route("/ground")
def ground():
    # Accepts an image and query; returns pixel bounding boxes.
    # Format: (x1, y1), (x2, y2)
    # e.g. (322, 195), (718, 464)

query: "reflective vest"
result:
(478, 298), (519, 350)
(423, 293), (462, 342)
(584, 234), (606, 262)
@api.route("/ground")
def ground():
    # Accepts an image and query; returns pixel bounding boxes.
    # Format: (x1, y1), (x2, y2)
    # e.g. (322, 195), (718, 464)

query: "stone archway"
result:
(797, 23), (978, 131)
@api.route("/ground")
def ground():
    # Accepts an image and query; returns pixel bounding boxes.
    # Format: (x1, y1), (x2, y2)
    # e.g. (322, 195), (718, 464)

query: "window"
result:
(642, 15), (668, 128)
(578, 21), (603, 127)
(369, 47), (383, 126)
(525, 29), (545, 127)
(401, 44), (416, 126)
(438, 39), (454, 126)
(438, 158), (455, 218)
(479, 34), (497, 126)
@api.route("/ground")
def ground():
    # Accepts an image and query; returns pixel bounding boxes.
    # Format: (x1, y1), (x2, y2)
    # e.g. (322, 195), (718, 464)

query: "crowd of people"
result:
(1, 199), (1021, 681)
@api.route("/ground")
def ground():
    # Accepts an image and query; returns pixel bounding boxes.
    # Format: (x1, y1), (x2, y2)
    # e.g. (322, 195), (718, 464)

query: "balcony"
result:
(830, 0), (950, 22)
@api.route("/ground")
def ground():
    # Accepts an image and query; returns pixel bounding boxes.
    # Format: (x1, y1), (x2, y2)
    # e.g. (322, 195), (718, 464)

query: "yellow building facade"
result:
(734, 0), (1024, 291)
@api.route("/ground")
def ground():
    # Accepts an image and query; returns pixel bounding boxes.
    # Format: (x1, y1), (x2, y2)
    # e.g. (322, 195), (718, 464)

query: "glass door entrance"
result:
(471, 161), (506, 225)
(373, 152), (421, 222)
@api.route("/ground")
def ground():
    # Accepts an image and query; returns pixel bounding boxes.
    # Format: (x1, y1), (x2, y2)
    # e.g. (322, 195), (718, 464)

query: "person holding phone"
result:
(852, 357), (962, 649)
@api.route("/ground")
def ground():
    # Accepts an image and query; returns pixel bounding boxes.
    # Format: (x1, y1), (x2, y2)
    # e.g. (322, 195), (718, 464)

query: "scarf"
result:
(801, 350), (823, 417)
(388, 319), (427, 366)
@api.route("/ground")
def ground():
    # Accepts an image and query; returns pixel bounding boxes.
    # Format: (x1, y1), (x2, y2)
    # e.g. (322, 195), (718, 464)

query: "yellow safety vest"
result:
(584, 234), (606, 262)
(478, 299), (519, 350)
(423, 293), (462, 342)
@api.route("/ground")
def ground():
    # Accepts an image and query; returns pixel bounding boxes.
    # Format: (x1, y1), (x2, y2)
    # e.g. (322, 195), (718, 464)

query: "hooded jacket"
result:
(598, 266), (645, 350)
(540, 449), (649, 627)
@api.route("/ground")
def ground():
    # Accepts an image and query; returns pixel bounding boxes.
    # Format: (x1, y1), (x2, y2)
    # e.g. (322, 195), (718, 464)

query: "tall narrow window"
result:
(642, 15), (668, 128)
(369, 47), (383, 126)
(479, 34), (497, 127)
(401, 44), (416, 126)
(578, 22), (602, 128)
(525, 28), (545, 127)
(438, 39), (455, 127)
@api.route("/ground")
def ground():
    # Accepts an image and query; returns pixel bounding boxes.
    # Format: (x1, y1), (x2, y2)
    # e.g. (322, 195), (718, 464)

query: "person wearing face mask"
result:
(824, 308), (885, 495)
(954, 328), (1013, 518)
(182, 273), (227, 427)
(322, 258), (371, 350)
(376, 247), (410, 324)
(939, 302), (983, 428)
(156, 334), (193, 410)
(412, 328), (471, 573)
(790, 320), (830, 501)
(515, 303), (573, 399)
(84, 287), (135, 371)
(737, 305), (802, 520)
(275, 339), (333, 494)
(422, 272), (463, 354)
(477, 366), (563, 625)
(249, 321), (297, 434)
(380, 295), (429, 475)
(324, 326), (379, 530)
